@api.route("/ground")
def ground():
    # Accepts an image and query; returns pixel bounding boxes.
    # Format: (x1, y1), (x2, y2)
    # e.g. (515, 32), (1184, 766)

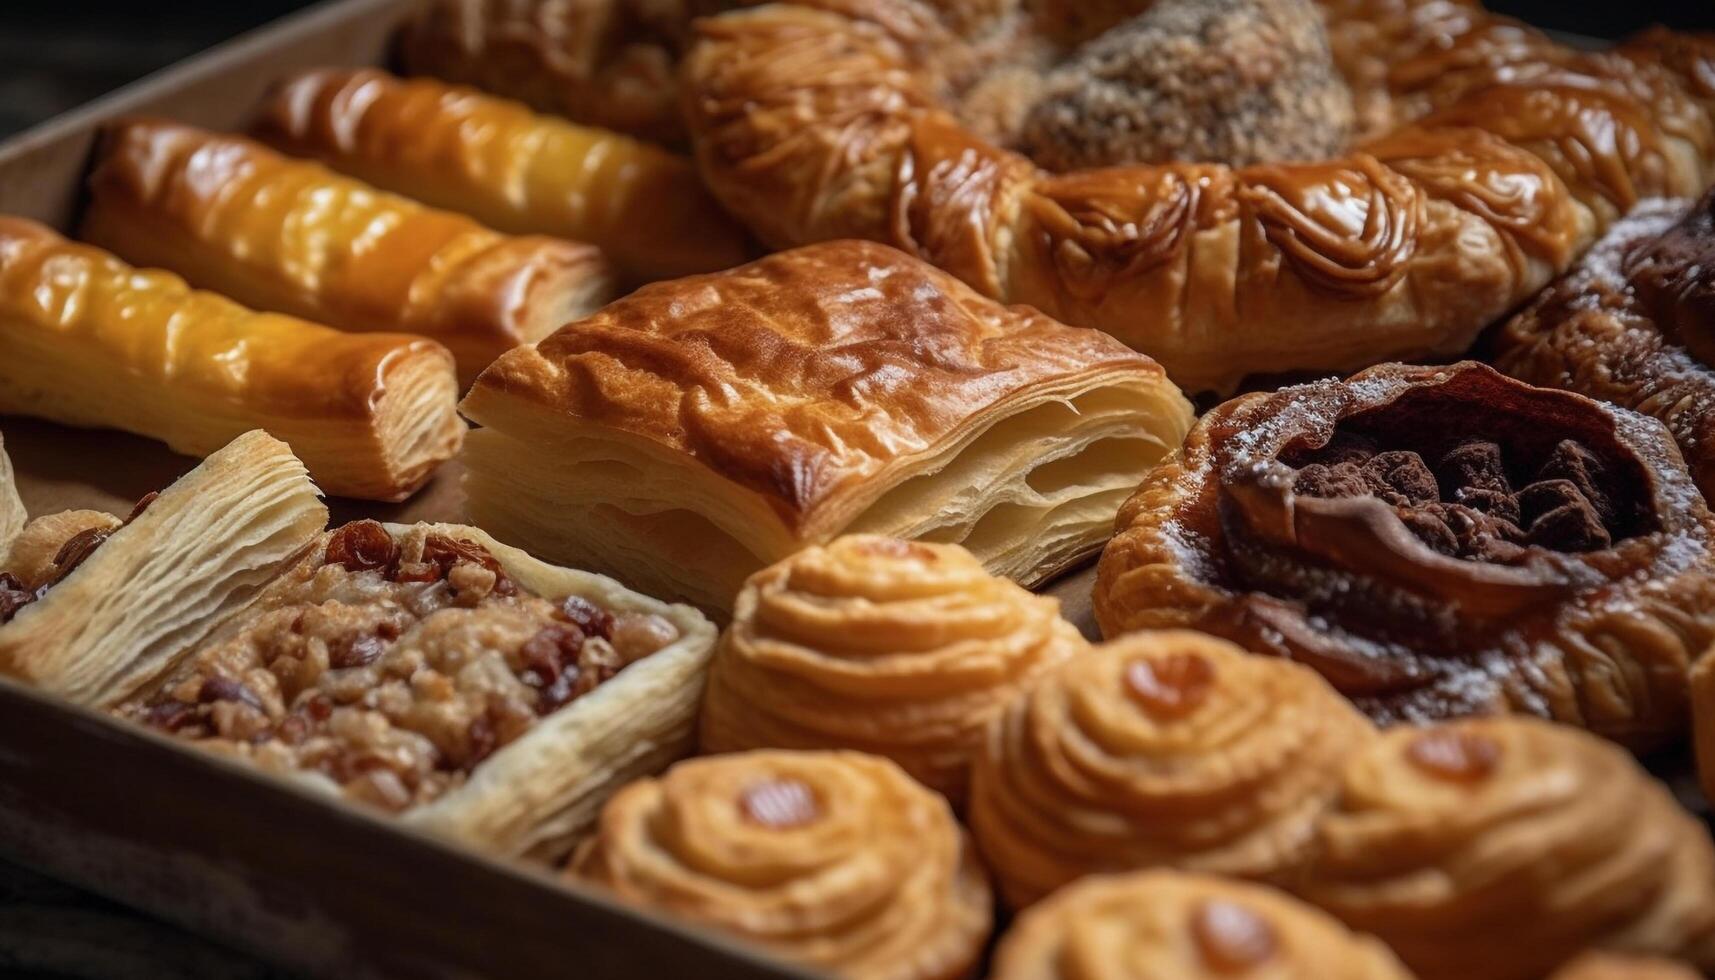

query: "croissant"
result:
(680, 0), (1715, 393)
(967, 630), (1375, 909)
(1296, 717), (1715, 980)
(461, 240), (1194, 613)
(254, 68), (750, 286)
(1550, 954), (1702, 980)
(0, 218), (463, 501)
(82, 117), (615, 384)
(990, 870), (1415, 980)
(572, 749), (992, 980)
(1490, 189), (1715, 496)
(1094, 361), (1715, 749)
(699, 534), (1085, 806)
(0, 431), (329, 706)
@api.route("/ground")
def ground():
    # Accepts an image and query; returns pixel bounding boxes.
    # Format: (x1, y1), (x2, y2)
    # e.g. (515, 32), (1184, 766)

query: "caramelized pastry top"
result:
(465, 240), (1180, 533)
(700, 534), (1085, 805)
(968, 630), (1375, 909)
(990, 870), (1414, 980)
(1298, 717), (1715, 980)
(112, 521), (679, 811)
(573, 749), (992, 980)
(1095, 362), (1715, 746)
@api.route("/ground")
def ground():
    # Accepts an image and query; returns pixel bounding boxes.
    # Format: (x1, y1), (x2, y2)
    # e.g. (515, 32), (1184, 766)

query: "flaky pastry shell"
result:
(83, 117), (615, 385)
(1095, 361), (1715, 748)
(462, 240), (1194, 613)
(990, 870), (1414, 980)
(1297, 717), (1715, 980)
(969, 630), (1375, 909)
(0, 218), (463, 501)
(699, 534), (1085, 806)
(255, 68), (749, 285)
(572, 749), (992, 980)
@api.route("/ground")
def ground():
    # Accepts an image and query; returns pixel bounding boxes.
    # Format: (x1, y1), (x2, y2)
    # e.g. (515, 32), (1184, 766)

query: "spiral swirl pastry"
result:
(572, 750), (991, 980)
(967, 630), (1375, 909)
(1095, 362), (1715, 749)
(700, 535), (1086, 806)
(1297, 718), (1715, 980)
(991, 870), (1414, 980)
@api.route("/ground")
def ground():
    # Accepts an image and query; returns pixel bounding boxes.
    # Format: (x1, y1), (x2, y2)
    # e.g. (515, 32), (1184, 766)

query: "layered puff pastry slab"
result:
(990, 870), (1415, 980)
(0, 431), (329, 707)
(254, 68), (748, 285)
(82, 117), (616, 384)
(110, 519), (717, 861)
(699, 534), (1086, 806)
(572, 749), (992, 980)
(462, 240), (1196, 613)
(1297, 717), (1715, 980)
(0, 218), (463, 501)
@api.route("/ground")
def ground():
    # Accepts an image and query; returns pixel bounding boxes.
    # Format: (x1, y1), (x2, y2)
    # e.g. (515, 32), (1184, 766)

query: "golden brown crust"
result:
(1297, 717), (1715, 980)
(1094, 362), (1715, 749)
(462, 239), (1192, 611)
(990, 870), (1415, 980)
(0, 218), (463, 502)
(681, 0), (1715, 394)
(83, 117), (614, 385)
(253, 68), (749, 286)
(699, 534), (1085, 806)
(968, 630), (1375, 909)
(572, 749), (992, 980)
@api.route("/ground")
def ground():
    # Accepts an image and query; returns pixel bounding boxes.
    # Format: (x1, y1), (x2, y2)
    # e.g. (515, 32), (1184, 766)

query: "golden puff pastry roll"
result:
(700, 534), (1086, 806)
(0, 433), (22, 552)
(0, 218), (462, 501)
(990, 870), (1416, 980)
(254, 68), (749, 286)
(968, 630), (1376, 910)
(461, 240), (1196, 613)
(1297, 717), (1715, 980)
(82, 117), (615, 385)
(0, 431), (328, 706)
(572, 749), (992, 980)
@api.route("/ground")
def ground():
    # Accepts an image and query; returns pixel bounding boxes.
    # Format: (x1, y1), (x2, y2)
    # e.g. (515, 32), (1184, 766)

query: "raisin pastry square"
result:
(461, 240), (1195, 612)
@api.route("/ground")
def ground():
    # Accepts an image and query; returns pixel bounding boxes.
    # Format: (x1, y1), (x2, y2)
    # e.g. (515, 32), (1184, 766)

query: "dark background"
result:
(1, 0), (1713, 139)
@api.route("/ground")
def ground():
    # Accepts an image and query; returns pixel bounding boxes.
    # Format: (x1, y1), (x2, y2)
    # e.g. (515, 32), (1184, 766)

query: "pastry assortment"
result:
(1095, 361), (1715, 748)
(2, 0), (1715, 976)
(461, 239), (1194, 611)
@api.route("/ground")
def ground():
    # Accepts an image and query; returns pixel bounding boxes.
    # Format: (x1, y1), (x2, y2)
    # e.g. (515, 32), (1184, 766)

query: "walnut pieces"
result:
(699, 534), (1086, 807)
(989, 870), (1413, 980)
(571, 750), (993, 980)
(1296, 717), (1715, 980)
(967, 630), (1375, 909)
(1094, 362), (1715, 748)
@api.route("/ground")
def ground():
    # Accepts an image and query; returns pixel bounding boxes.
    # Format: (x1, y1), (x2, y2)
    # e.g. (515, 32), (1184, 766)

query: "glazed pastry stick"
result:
(0, 431), (329, 707)
(0, 218), (463, 501)
(253, 68), (750, 285)
(82, 117), (616, 385)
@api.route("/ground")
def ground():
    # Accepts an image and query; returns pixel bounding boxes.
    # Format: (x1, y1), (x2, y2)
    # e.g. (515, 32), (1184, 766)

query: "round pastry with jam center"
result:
(1095, 361), (1715, 749)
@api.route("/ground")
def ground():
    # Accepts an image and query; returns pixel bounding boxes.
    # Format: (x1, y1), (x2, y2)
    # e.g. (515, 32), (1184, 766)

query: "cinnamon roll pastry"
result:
(0, 432), (329, 706)
(0, 434), (22, 553)
(109, 519), (717, 860)
(990, 870), (1415, 980)
(680, 0), (1715, 393)
(254, 69), (748, 285)
(0, 218), (462, 501)
(1491, 190), (1715, 497)
(968, 630), (1375, 909)
(461, 240), (1194, 613)
(572, 749), (992, 980)
(1095, 361), (1715, 749)
(700, 534), (1085, 805)
(82, 117), (615, 384)
(1551, 954), (1702, 980)
(1297, 717), (1715, 980)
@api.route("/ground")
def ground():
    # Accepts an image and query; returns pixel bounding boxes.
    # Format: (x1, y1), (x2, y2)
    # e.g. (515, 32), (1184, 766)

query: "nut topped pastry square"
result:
(462, 239), (1194, 611)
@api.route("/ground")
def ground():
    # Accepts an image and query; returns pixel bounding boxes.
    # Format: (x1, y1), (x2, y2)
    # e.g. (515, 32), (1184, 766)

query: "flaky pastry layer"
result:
(0, 218), (463, 501)
(0, 433), (22, 553)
